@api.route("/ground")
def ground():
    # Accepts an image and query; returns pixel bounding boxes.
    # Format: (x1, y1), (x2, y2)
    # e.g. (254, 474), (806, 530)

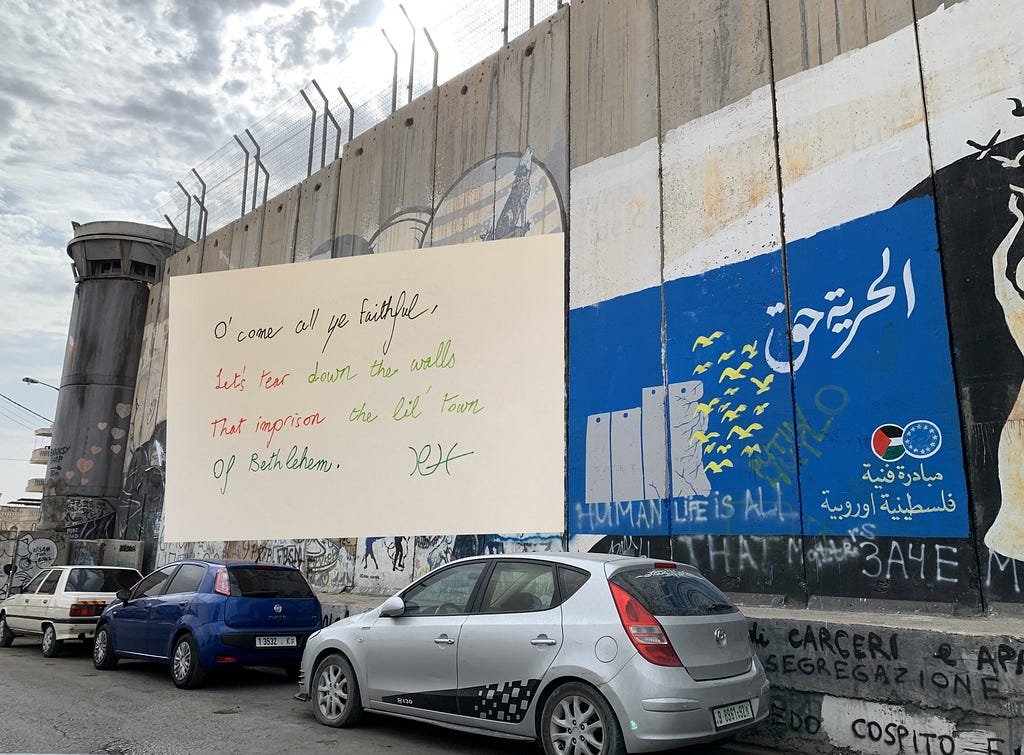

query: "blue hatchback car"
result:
(92, 559), (322, 688)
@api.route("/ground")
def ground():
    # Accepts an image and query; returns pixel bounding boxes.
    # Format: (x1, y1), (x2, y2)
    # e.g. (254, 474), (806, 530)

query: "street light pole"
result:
(22, 377), (59, 392)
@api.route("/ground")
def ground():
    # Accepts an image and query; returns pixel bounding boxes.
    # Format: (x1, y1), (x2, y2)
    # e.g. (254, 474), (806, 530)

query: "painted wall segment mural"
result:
(567, 288), (667, 536)
(785, 198), (968, 540)
(570, 198), (969, 541)
(911, 0), (1024, 605)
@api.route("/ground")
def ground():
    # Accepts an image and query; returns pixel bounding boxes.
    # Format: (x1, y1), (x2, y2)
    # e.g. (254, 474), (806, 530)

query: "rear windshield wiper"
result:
(703, 602), (735, 613)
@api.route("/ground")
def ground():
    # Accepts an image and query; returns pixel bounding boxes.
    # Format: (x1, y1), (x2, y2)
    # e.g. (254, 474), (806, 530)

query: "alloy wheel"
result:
(93, 629), (108, 664)
(548, 694), (606, 755)
(173, 638), (192, 682)
(316, 662), (350, 721)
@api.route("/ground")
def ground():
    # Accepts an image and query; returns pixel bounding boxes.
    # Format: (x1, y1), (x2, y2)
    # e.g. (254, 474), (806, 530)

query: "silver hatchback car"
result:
(296, 553), (768, 753)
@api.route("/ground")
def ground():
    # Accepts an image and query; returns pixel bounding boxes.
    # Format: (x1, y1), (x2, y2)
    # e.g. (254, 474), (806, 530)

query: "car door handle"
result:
(433, 636), (455, 645)
(531, 636), (557, 646)
(178, 602), (188, 608)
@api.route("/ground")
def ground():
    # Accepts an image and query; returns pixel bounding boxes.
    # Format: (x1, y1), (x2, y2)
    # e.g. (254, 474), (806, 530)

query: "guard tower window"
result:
(89, 259), (122, 276)
(129, 260), (157, 281)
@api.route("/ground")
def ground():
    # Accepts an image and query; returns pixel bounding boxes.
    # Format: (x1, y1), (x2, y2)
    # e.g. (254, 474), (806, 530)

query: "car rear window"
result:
(227, 566), (314, 598)
(67, 568), (141, 592)
(609, 567), (738, 616)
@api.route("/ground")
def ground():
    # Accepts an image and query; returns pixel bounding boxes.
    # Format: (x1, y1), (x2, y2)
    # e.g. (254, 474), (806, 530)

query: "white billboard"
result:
(164, 234), (565, 541)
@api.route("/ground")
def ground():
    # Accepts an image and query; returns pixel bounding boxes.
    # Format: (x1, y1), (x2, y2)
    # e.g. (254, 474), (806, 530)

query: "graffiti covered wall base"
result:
(741, 608), (1024, 754)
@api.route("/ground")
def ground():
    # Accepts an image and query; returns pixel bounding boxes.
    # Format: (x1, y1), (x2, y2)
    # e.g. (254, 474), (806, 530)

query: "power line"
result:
(0, 406), (37, 432)
(0, 392), (52, 424)
(0, 402), (41, 429)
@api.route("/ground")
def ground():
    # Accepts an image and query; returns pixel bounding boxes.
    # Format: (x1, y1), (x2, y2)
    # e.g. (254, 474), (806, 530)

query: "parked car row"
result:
(1, 552), (769, 754)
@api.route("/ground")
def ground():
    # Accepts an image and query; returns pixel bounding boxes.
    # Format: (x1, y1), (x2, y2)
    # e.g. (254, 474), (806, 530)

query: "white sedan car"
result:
(0, 565), (142, 656)
(295, 553), (768, 754)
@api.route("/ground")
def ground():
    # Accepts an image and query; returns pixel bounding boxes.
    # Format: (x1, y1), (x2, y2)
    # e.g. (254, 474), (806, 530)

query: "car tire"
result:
(540, 681), (625, 755)
(0, 614), (14, 647)
(92, 624), (119, 670)
(171, 634), (207, 690)
(311, 653), (364, 728)
(41, 624), (63, 658)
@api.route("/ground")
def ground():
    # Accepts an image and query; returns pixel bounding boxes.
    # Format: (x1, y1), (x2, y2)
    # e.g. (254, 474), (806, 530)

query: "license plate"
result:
(255, 635), (297, 648)
(712, 700), (754, 730)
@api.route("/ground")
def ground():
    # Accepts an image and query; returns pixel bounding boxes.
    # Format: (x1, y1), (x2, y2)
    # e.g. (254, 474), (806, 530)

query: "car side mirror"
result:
(379, 595), (405, 617)
(116, 588), (132, 603)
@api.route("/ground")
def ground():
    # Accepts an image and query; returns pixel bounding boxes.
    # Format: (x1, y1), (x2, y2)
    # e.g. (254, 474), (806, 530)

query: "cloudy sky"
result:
(0, 0), (489, 502)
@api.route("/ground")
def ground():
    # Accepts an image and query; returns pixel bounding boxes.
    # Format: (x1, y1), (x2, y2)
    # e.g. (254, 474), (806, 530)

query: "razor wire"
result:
(157, 0), (565, 245)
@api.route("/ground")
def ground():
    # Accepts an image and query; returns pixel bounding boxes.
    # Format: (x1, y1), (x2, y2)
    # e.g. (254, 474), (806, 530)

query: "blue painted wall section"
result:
(569, 197), (970, 556)
(568, 287), (667, 535)
(787, 197), (968, 540)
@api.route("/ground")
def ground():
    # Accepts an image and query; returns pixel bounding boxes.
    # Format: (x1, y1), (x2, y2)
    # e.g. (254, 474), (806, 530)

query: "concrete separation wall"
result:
(103, 0), (1024, 751)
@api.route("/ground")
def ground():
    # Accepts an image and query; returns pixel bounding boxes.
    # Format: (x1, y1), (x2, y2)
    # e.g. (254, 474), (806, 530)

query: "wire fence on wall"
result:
(157, 0), (565, 244)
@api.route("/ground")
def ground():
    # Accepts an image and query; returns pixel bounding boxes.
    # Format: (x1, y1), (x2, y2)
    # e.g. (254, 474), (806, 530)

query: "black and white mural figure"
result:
(983, 181), (1024, 560)
(915, 90), (1024, 598)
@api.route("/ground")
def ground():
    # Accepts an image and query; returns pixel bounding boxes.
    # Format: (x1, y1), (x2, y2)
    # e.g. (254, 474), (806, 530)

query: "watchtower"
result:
(37, 221), (179, 539)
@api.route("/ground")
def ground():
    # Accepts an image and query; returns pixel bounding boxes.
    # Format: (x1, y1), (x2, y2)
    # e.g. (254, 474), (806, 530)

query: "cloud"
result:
(278, 8), (320, 68)
(0, 0), (433, 501)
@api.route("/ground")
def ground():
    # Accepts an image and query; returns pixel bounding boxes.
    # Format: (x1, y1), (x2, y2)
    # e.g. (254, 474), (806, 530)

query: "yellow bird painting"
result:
(693, 361), (713, 375)
(706, 459), (734, 474)
(716, 444), (732, 454)
(727, 422), (764, 440)
(722, 404), (747, 422)
(754, 402), (770, 415)
(742, 342), (759, 359)
(693, 398), (719, 417)
(724, 387), (740, 396)
(750, 374), (774, 394)
(719, 361), (753, 382)
(717, 350), (735, 363)
(690, 429), (720, 445)
(692, 331), (724, 351)
(741, 444), (762, 457)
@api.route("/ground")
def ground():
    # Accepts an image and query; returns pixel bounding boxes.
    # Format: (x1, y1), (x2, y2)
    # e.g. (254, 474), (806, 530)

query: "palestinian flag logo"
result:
(871, 424), (905, 461)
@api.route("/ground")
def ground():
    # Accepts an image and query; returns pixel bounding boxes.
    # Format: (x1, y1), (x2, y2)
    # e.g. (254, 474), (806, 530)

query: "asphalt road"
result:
(0, 637), (772, 755)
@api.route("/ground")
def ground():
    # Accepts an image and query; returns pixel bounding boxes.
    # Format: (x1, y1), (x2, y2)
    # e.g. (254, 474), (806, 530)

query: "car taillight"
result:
(69, 601), (105, 618)
(215, 568), (231, 596)
(652, 562), (677, 569)
(609, 582), (682, 667)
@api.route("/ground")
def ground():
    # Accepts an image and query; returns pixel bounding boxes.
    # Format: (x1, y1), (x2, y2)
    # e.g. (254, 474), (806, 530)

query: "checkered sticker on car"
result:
(465, 679), (541, 723)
